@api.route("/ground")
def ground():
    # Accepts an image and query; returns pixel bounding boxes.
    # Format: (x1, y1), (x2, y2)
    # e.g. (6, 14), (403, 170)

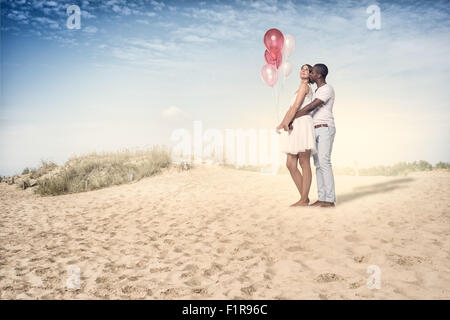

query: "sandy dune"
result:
(0, 164), (449, 299)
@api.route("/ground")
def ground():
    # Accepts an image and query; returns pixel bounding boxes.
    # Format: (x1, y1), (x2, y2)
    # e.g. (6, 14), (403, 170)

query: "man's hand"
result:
(288, 121), (293, 131)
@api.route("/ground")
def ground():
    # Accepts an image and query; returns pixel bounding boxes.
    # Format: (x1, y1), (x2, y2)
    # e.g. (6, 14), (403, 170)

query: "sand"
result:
(0, 164), (449, 299)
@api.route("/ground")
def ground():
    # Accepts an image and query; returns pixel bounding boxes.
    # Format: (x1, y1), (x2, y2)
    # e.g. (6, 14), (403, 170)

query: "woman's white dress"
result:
(282, 84), (317, 155)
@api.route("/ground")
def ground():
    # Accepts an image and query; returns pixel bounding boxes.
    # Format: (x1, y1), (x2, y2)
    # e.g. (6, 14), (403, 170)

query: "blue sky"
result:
(1, 0), (450, 175)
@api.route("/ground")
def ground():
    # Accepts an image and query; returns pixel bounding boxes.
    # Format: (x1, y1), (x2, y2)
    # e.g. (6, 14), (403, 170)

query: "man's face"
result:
(310, 67), (319, 83)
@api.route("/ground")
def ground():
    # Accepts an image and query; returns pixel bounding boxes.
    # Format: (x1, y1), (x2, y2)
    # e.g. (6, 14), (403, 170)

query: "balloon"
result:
(264, 28), (284, 57)
(282, 34), (296, 58)
(260, 63), (278, 87)
(264, 49), (282, 69)
(280, 61), (293, 78)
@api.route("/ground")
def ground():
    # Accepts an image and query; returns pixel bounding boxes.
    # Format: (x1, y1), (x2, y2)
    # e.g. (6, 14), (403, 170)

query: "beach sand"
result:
(0, 164), (449, 299)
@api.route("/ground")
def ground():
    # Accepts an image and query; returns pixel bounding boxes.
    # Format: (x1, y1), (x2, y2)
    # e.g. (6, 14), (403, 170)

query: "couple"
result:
(276, 63), (336, 208)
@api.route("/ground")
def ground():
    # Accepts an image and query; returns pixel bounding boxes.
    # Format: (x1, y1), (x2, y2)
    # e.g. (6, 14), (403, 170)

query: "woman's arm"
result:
(279, 83), (308, 127)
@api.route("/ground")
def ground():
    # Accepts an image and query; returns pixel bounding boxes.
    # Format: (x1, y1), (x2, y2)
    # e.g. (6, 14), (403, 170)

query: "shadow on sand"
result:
(337, 177), (415, 205)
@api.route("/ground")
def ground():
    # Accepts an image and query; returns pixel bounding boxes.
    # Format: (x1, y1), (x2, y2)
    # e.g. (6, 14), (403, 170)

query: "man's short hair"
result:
(314, 63), (328, 80)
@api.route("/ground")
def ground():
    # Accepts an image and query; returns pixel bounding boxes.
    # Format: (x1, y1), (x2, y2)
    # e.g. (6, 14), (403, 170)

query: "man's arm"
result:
(294, 98), (324, 119)
(280, 84), (308, 126)
(287, 98), (324, 129)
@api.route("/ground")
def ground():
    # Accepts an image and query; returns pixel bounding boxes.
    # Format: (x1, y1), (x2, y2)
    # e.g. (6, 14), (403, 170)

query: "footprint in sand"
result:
(173, 246), (183, 253)
(191, 288), (208, 295)
(163, 239), (175, 245)
(136, 257), (150, 269)
(236, 240), (250, 249)
(286, 246), (305, 252)
(315, 273), (344, 283)
(318, 293), (328, 300)
(95, 276), (107, 284)
(203, 263), (223, 277)
(241, 285), (257, 296)
(344, 234), (361, 242)
(182, 264), (199, 272)
(353, 255), (369, 263)
(348, 280), (365, 289)
(216, 247), (226, 254)
(184, 278), (201, 287)
(388, 254), (426, 266)
(160, 287), (190, 298)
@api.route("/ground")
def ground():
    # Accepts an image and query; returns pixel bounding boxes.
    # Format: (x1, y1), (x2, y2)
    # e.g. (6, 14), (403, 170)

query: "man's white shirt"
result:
(311, 83), (335, 127)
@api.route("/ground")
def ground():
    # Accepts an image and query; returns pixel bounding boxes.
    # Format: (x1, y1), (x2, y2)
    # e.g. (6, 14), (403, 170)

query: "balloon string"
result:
(276, 66), (284, 124)
(272, 81), (278, 124)
(275, 69), (280, 123)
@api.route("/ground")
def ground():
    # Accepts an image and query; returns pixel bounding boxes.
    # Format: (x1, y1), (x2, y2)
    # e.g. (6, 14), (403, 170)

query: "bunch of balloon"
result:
(261, 28), (284, 123)
(260, 29), (296, 123)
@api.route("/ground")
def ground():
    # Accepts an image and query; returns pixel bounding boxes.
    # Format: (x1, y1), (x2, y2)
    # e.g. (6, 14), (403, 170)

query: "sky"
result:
(1, 0), (450, 175)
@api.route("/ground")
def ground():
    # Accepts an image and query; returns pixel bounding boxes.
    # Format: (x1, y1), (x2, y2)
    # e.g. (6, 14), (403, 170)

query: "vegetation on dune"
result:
(33, 145), (173, 196)
(222, 160), (449, 176)
(334, 160), (441, 176)
(7, 154), (450, 196)
(434, 161), (450, 170)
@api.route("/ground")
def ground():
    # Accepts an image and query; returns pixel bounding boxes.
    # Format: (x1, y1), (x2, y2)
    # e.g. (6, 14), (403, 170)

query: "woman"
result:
(276, 64), (316, 206)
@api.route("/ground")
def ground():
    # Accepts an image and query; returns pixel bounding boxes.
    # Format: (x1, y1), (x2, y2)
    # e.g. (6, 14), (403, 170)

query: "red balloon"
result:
(264, 28), (284, 57)
(264, 49), (282, 69)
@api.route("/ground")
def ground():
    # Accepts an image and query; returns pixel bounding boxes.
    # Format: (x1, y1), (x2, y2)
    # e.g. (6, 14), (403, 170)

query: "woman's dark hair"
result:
(301, 64), (314, 84)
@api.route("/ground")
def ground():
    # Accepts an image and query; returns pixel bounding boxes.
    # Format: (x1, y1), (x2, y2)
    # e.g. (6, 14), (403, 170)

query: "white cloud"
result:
(34, 16), (59, 29)
(7, 10), (28, 21)
(81, 10), (96, 19)
(112, 5), (131, 15)
(127, 38), (178, 52)
(150, 0), (165, 11)
(162, 106), (189, 119)
(137, 19), (150, 25)
(32, 0), (46, 9)
(42, 34), (78, 46)
(183, 35), (214, 43)
(84, 26), (98, 33)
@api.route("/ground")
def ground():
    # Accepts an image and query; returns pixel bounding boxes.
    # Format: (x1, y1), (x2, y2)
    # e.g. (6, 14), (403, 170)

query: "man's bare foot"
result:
(289, 198), (310, 207)
(319, 201), (335, 208)
(309, 200), (324, 207)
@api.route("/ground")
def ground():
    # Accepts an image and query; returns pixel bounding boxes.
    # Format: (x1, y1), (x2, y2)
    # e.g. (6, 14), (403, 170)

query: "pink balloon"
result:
(264, 49), (282, 69)
(264, 28), (284, 57)
(260, 63), (278, 88)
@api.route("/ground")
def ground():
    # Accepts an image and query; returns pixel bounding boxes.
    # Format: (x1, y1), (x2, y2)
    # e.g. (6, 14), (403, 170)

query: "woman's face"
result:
(300, 65), (310, 81)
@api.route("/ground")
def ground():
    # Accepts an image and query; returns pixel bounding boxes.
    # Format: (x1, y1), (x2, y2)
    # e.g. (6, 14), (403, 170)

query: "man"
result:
(287, 64), (336, 207)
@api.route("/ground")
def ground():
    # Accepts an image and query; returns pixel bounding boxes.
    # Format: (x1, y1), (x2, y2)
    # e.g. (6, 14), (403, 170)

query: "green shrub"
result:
(434, 162), (450, 169)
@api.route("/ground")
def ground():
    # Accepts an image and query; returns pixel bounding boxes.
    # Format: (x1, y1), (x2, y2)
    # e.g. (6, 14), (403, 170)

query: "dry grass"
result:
(35, 145), (173, 196)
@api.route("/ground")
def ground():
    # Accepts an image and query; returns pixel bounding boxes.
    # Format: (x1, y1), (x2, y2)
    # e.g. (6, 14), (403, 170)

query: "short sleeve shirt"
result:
(311, 84), (335, 127)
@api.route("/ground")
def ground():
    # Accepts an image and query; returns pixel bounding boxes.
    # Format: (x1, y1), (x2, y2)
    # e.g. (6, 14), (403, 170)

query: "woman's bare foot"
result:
(289, 198), (310, 207)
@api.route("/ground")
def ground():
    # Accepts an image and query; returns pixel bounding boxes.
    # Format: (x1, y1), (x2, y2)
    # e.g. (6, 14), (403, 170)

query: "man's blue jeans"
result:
(312, 126), (336, 203)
